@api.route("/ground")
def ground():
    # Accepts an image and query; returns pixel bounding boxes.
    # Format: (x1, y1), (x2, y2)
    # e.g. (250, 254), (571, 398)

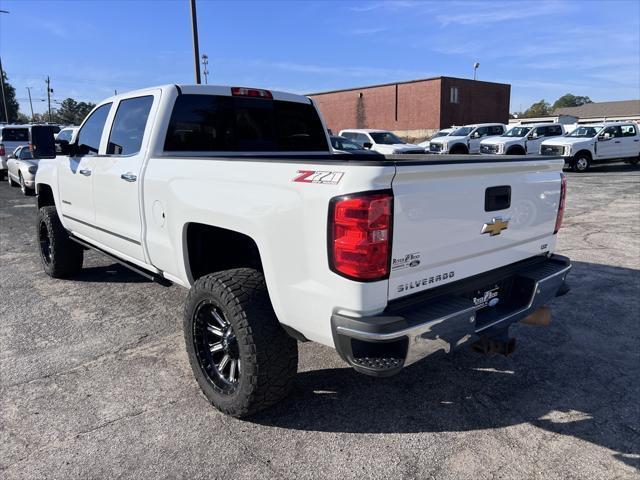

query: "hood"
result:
(430, 135), (466, 145)
(373, 143), (420, 153)
(541, 136), (593, 147)
(19, 159), (40, 168)
(480, 137), (521, 146)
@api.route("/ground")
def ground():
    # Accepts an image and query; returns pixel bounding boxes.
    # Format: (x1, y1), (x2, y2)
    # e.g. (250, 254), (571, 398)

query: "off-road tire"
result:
(184, 268), (298, 418)
(37, 206), (84, 278)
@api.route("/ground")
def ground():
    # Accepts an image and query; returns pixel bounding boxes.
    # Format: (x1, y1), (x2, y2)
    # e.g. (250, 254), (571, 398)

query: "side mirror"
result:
(363, 142), (373, 149)
(29, 125), (57, 159)
(598, 133), (610, 141)
(471, 132), (480, 139)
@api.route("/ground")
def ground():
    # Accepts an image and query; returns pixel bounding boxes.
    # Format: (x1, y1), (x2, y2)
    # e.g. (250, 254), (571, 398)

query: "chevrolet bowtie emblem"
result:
(481, 217), (510, 236)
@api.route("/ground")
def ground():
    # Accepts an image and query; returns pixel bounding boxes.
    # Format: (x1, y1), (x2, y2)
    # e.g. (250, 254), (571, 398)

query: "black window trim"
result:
(76, 102), (113, 157)
(105, 94), (155, 158)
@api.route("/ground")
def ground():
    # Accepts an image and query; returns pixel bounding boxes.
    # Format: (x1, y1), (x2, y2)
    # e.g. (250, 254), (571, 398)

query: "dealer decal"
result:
(293, 170), (344, 185)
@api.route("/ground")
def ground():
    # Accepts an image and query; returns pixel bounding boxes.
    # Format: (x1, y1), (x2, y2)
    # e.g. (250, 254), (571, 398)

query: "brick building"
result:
(308, 76), (511, 141)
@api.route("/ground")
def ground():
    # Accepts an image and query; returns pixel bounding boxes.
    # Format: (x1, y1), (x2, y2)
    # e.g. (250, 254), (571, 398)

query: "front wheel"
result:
(572, 155), (590, 172)
(37, 206), (84, 278)
(19, 173), (34, 196)
(184, 268), (298, 417)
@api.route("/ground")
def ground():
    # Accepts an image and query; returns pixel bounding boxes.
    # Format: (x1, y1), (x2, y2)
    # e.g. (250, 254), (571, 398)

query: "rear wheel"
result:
(184, 268), (298, 417)
(19, 173), (34, 196)
(629, 156), (639, 166)
(37, 206), (84, 278)
(572, 154), (590, 172)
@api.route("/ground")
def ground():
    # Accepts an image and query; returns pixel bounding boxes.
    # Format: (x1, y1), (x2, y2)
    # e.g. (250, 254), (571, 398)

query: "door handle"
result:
(79, 169), (91, 176)
(120, 172), (137, 182)
(614, 141), (621, 144)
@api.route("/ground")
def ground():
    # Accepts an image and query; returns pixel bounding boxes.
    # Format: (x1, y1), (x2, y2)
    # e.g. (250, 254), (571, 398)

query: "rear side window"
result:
(164, 94), (328, 152)
(622, 125), (637, 137)
(77, 103), (112, 155)
(1, 128), (29, 142)
(107, 96), (154, 155)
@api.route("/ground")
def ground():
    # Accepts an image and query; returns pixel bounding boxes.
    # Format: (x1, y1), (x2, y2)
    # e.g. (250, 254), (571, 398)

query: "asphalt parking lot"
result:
(1, 163), (639, 479)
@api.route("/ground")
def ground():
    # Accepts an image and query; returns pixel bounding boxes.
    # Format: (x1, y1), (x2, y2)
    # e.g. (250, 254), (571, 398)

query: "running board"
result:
(69, 235), (173, 287)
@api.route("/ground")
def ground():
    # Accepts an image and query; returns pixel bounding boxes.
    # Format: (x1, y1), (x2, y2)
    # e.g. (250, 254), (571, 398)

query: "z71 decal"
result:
(293, 170), (344, 185)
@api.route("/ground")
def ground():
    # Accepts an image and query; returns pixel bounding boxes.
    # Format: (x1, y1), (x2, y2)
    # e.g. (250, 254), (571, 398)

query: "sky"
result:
(1, 0), (639, 115)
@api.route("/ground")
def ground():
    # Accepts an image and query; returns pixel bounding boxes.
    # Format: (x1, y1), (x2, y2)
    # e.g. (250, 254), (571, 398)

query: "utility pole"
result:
(46, 76), (53, 122)
(0, 56), (8, 123)
(201, 54), (209, 84)
(189, 0), (201, 84)
(0, 9), (8, 123)
(26, 87), (34, 121)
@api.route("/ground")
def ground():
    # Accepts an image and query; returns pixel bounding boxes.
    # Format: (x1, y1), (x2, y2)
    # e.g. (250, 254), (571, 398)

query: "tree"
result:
(552, 93), (593, 112)
(56, 98), (96, 125)
(0, 71), (20, 123)
(522, 99), (550, 118)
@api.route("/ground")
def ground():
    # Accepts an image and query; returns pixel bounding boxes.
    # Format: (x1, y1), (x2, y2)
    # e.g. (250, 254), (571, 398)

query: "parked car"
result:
(540, 122), (640, 172)
(429, 123), (506, 154)
(330, 135), (381, 155)
(417, 127), (455, 152)
(338, 129), (424, 154)
(1, 124), (57, 177)
(30, 84), (571, 418)
(55, 127), (78, 142)
(480, 123), (564, 155)
(7, 145), (38, 195)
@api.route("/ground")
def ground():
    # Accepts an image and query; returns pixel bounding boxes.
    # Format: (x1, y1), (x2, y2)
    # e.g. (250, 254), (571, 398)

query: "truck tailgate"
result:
(389, 157), (565, 300)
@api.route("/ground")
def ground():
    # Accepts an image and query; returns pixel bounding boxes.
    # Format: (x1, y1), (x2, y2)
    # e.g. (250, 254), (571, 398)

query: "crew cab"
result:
(429, 123), (506, 154)
(540, 122), (640, 172)
(337, 129), (424, 154)
(31, 85), (571, 417)
(480, 123), (564, 155)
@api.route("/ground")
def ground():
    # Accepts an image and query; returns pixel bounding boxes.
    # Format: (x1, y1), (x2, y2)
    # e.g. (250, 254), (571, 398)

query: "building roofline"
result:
(306, 76), (509, 96)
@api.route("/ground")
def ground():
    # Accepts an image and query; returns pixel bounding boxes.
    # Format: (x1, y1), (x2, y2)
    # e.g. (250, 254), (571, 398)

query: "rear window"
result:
(1, 128), (29, 142)
(164, 94), (328, 152)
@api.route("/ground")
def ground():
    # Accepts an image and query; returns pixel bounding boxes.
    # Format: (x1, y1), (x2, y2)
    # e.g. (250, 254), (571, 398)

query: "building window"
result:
(450, 87), (459, 104)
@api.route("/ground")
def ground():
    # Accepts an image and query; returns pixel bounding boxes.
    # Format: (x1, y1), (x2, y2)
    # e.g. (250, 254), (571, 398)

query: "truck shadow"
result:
(73, 263), (152, 284)
(251, 261), (639, 470)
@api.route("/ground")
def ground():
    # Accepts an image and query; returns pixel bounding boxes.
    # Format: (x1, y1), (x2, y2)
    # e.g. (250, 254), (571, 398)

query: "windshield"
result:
(451, 126), (474, 137)
(18, 148), (34, 160)
(331, 137), (362, 151)
(503, 126), (531, 137)
(430, 130), (451, 140)
(370, 131), (404, 144)
(567, 126), (602, 138)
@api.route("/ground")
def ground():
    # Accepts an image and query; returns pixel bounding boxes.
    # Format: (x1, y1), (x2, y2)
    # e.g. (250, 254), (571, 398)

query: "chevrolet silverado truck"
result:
(540, 122), (640, 172)
(480, 123), (564, 155)
(429, 123), (506, 154)
(30, 85), (571, 417)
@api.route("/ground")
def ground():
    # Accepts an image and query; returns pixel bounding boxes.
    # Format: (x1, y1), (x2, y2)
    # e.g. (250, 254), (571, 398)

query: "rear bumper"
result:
(332, 254), (571, 377)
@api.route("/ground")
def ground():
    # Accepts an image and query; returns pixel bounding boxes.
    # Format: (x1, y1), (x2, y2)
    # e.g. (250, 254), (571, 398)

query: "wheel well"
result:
(36, 184), (55, 209)
(450, 143), (468, 154)
(506, 145), (525, 155)
(186, 223), (263, 282)
(574, 150), (592, 160)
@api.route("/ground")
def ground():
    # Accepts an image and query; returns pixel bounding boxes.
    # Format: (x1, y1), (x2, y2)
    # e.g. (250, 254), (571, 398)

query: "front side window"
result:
(1, 128), (29, 142)
(164, 94), (327, 152)
(474, 127), (489, 137)
(356, 133), (370, 145)
(547, 125), (563, 136)
(602, 126), (622, 138)
(490, 125), (504, 135)
(19, 148), (34, 160)
(534, 126), (547, 137)
(77, 103), (112, 155)
(107, 96), (154, 155)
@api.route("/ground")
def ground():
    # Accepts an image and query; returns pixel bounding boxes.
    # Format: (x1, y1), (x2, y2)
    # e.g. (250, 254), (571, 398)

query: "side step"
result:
(70, 236), (172, 287)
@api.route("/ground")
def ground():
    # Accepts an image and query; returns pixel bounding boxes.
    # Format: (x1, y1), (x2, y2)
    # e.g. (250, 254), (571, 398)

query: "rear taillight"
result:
(554, 173), (567, 234)
(0, 144), (5, 156)
(231, 87), (273, 99)
(329, 191), (393, 281)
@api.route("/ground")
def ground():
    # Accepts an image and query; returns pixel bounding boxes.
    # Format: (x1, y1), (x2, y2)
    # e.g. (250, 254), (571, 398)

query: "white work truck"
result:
(428, 123), (507, 154)
(31, 85), (571, 417)
(480, 123), (564, 155)
(540, 122), (640, 171)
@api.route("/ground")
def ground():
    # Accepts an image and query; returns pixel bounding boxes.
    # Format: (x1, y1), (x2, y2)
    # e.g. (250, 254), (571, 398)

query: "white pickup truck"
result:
(428, 123), (506, 154)
(540, 122), (640, 171)
(31, 85), (571, 417)
(480, 123), (565, 155)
